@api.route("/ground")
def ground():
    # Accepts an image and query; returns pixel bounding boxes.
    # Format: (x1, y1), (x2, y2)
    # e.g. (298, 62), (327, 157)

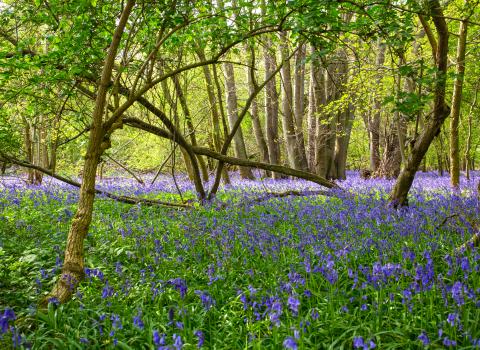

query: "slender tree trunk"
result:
(263, 37), (281, 178)
(307, 62), (317, 171)
(465, 84), (478, 180)
(23, 119), (34, 183)
(223, 62), (254, 179)
(313, 59), (331, 178)
(44, 0), (135, 304)
(389, 0), (450, 207)
(334, 104), (355, 180)
(32, 120), (43, 185)
(330, 50), (352, 180)
(212, 63), (233, 184)
(245, 44), (270, 175)
(450, 4), (468, 188)
(293, 43), (309, 170)
(159, 72), (196, 182)
(197, 49), (230, 183)
(172, 75), (209, 182)
(370, 40), (386, 172)
(279, 32), (302, 170)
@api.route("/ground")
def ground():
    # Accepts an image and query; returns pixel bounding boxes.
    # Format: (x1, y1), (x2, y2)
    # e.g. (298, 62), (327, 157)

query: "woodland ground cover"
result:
(1, 172), (480, 349)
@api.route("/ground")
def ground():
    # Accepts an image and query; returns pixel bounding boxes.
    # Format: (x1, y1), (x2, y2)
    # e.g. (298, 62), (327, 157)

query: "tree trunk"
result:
(312, 59), (331, 178)
(333, 104), (355, 180)
(369, 40), (386, 172)
(450, 4), (468, 188)
(172, 75), (209, 182)
(376, 118), (403, 179)
(263, 37), (281, 178)
(197, 48), (230, 183)
(44, 0), (135, 304)
(307, 63), (317, 172)
(212, 63), (232, 184)
(389, 0), (449, 207)
(159, 72), (196, 182)
(465, 84), (478, 180)
(245, 44), (270, 176)
(293, 43), (309, 170)
(23, 120), (34, 184)
(329, 50), (352, 180)
(279, 32), (302, 170)
(222, 62), (254, 179)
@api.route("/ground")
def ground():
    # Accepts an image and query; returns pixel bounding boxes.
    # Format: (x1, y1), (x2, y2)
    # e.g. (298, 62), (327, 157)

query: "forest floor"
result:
(1, 172), (480, 349)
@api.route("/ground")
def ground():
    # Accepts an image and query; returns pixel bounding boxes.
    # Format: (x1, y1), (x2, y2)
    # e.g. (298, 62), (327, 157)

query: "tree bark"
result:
(293, 43), (309, 170)
(465, 84), (478, 180)
(279, 32), (302, 170)
(245, 44), (270, 175)
(369, 40), (386, 172)
(172, 75), (209, 182)
(197, 48), (230, 183)
(263, 37), (281, 177)
(43, 0), (135, 305)
(159, 73), (197, 182)
(312, 59), (332, 178)
(389, 0), (450, 207)
(307, 46), (322, 172)
(23, 119), (34, 184)
(450, 3), (468, 188)
(330, 50), (353, 180)
(222, 62), (254, 179)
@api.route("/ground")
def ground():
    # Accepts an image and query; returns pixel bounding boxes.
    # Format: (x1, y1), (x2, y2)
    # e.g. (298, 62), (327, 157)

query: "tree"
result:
(389, 0), (450, 207)
(450, 0), (469, 188)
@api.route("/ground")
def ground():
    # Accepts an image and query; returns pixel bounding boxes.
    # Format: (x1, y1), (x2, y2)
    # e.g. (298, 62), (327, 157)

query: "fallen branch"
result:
(455, 232), (480, 254)
(192, 146), (339, 189)
(122, 118), (339, 190)
(0, 154), (190, 209)
(249, 189), (335, 202)
(215, 189), (336, 209)
(435, 213), (459, 230)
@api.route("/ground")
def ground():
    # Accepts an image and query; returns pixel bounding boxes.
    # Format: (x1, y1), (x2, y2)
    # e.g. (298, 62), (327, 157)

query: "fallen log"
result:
(122, 118), (339, 190)
(0, 154), (190, 209)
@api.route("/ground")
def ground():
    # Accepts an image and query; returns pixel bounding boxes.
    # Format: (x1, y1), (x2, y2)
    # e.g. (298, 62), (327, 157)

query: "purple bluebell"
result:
(283, 336), (298, 350)
(173, 333), (183, 349)
(194, 330), (204, 348)
(1, 308), (16, 334)
(287, 296), (300, 316)
(194, 290), (215, 310)
(133, 310), (144, 330)
(418, 332), (430, 346)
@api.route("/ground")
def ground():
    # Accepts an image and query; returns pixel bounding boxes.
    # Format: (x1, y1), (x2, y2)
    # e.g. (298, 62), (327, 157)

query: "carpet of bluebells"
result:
(1, 171), (480, 349)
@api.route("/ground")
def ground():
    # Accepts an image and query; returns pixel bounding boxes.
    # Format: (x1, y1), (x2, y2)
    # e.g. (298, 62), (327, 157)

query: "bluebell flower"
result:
(451, 281), (465, 306)
(173, 333), (183, 349)
(169, 278), (188, 299)
(153, 330), (166, 346)
(418, 332), (430, 346)
(194, 330), (204, 348)
(1, 308), (16, 334)
(443, 337), (457, 347)
(287, 296), (300, 316)
(195, 290), (215, 310)
(283, 336), (298, 350)
(447, 312), (459, 327)
(133, 310), (144, 330)
(353, 336), (365, 349)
